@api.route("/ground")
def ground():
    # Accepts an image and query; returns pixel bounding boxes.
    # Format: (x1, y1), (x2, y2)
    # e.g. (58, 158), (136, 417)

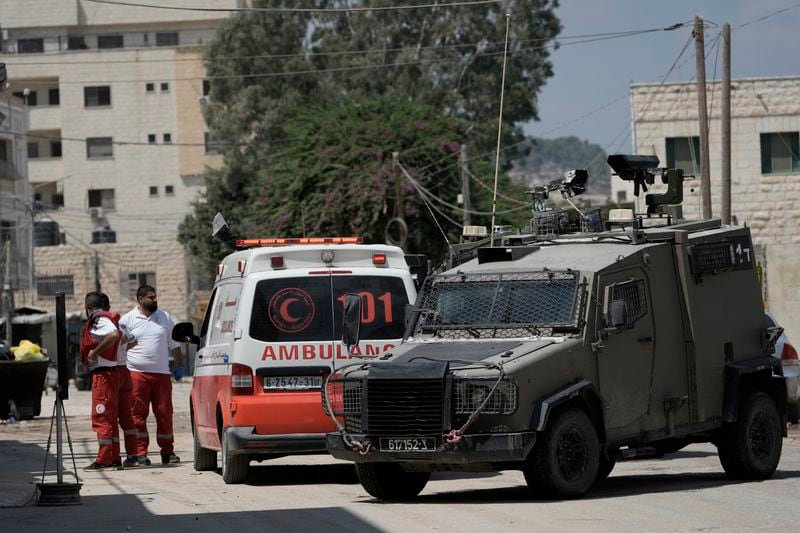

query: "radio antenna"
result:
(490, 13), (511, 246)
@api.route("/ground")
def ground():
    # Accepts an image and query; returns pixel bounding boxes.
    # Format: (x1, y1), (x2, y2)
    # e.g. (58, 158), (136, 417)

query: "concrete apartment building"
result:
(0, 0), (238, 319)
(614, 76), (800, 340)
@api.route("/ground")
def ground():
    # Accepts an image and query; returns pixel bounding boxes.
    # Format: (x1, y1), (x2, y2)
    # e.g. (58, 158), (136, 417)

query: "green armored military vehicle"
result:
(324, 155), (787, 500)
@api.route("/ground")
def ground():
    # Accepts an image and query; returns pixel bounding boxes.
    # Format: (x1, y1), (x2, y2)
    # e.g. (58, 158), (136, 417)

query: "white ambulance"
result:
(173, 237), (421, 483)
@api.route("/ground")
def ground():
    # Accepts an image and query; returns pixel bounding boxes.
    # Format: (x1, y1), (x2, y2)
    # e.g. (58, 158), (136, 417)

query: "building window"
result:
(160, 82), (169, 92)
(760, 132), (800, 174)
(165, 185), (174, 196)
(146, 83), (155, 93)
(84, 86), (111, 107)
(147, 134), (156, 144)
(149, 186), (158, 197)
(0, 140), (7, 161)
(97, 35), (124, 49)
(37, 275), (75, 298)
(127, 272), (156, 298)
(68, 36), (87, 50)
(156, 32), (179, 46)
(27, 143), (40, 159)
(616, 190), (627, 203)
(50, 141), (62, 158)
(88, 188), (115, 209)
(204, 132), (223, 154)
(202, 79), (211, 96)
(665, 137), (700, 175)
(48, 89), (60, 106)
(86, 137), (113, 159)
(18, 38), (44, 54)
(13, 91), (37, 106)
(163, 133), (172, 144)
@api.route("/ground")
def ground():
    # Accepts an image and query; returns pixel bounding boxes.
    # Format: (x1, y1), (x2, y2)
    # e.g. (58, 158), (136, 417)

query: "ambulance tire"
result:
(221, 427), (249, 484)
(193, 426), (217, 472)
(355, 462), (430, 500)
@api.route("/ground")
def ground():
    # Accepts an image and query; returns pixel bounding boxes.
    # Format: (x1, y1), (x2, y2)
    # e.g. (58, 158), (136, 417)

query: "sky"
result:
(525, 0), (800, 151)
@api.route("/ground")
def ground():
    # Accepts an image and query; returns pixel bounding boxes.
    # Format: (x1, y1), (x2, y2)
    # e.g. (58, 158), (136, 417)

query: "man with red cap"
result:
(80, 291), (122, 470)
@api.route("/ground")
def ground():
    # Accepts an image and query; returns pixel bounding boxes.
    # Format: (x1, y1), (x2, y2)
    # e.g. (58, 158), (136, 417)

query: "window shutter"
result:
(760, 133), (771, 174)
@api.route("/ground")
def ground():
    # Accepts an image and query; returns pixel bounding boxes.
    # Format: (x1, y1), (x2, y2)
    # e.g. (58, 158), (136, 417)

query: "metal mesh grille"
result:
(367, 379), (444, 436)
(324, 378), (362, 416)
(693, 243), (733, 273)
(612, 279), (646, 323)
(580, 208), (603, 233)
(453, 379), (518, 415)
(531, 208), (568, 237)
(415, 271), (580, 339)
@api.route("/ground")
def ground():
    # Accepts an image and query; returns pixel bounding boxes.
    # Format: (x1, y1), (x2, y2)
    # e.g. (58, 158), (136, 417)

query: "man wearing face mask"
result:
(119, 285), (184, 466)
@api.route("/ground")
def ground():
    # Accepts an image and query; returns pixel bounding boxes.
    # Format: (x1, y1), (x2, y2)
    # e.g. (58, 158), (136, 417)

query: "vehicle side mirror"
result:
(342, 293), (362, 352)
(607, 299), (628, 329)
(172, 322), (200, 346)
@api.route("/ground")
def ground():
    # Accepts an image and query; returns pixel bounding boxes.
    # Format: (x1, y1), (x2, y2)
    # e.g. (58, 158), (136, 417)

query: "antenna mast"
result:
(490, 13), (511, 247)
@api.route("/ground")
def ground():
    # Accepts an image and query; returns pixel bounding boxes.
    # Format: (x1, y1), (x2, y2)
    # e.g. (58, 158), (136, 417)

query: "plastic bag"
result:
(11, 340), (46, 361)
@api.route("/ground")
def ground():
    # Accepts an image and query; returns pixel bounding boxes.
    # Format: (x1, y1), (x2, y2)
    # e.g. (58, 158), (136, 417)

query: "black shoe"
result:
(111, 460), (123, 470)
(83, 461), (114, 471)
(123, 456), (151, 467)
(161, 453), (180, 465)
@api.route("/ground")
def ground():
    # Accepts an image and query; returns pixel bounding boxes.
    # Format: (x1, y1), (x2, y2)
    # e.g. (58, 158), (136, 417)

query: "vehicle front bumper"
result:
(784, 363), (800, 404)
(227, 426), (327, 455)
(326, 431), (537, 464)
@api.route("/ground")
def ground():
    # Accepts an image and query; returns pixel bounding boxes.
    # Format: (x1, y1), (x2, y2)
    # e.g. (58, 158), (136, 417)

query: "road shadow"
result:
(242, 463), (360, 486)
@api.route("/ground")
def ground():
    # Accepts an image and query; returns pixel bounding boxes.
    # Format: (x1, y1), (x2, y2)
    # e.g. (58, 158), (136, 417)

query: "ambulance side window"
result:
(208, 283), (240, 346)
(199, 288), (217, 344)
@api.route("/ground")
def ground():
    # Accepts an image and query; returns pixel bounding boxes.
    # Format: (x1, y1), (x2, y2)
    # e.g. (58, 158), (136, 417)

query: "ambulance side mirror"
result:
(172, 322), (200, 346)
(342, 293), (362, 352)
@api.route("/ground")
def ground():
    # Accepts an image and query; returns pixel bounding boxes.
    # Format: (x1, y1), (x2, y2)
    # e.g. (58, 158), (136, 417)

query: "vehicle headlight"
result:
(454, 378), (518, 415)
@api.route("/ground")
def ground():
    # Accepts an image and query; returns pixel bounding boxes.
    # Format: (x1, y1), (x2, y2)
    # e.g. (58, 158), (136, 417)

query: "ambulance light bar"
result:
(236, 237), (363, 249)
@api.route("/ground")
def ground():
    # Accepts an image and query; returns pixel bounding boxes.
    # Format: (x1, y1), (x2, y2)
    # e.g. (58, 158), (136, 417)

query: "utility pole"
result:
(392, 151), (404, 221)
(3, 237), (12, 345)
(694, 15), (712, 219)
(721, 23), (732, 225)
(93, 250), (101, 292)
(459, 144), (471, 226)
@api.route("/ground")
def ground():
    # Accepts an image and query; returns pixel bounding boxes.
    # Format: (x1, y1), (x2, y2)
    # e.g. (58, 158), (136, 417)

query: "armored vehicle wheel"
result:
(595, 455), (616, 482)
(718, 391), (782, 480)
(221, 427), (250, 484)
(193, 423), (217, 472)
(525, 408), (599, 499)
(355, 462), (430, 500)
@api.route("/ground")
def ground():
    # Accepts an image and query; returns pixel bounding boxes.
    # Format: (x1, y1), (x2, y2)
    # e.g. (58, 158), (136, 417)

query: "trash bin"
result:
(0, 360), (50, 419)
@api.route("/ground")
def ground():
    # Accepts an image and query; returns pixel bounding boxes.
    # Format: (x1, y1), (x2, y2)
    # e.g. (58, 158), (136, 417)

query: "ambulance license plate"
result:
(263, 376), (323, 390)
(379, 438), (436, 452)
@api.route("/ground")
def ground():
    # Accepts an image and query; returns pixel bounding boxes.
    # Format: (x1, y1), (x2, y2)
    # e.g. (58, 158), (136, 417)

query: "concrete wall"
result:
(626, 77), (800, 341)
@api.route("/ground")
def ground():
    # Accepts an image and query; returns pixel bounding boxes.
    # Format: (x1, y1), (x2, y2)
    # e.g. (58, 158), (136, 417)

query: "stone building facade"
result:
(615, 76), (800, 340)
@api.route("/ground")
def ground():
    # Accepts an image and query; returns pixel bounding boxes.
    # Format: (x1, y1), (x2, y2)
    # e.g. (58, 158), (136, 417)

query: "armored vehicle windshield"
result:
(415, 270), (582, 339)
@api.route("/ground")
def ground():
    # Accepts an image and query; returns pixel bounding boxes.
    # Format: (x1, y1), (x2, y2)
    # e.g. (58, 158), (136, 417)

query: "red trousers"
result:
(91, 369), (120, 465)
(116, 367), (138, 458)
(130, 371), (174, 458)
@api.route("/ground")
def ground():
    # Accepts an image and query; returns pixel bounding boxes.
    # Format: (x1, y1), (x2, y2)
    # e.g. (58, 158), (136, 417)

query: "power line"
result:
(734, 0), (800, 29)
(83, 0), (503, 14)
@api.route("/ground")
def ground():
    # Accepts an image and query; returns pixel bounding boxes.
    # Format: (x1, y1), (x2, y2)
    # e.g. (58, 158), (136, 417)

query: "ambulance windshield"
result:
(249, 275), (409, 342)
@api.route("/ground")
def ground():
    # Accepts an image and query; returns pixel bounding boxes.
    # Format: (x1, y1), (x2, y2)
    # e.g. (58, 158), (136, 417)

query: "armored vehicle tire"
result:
(524, 408), (600, 499)
(718, 391), (782, 480)
(221, 427), (249, 484)
(355, 462), (430, 500)
(595, 455), (616, 483)
(193, 423), (217, 472)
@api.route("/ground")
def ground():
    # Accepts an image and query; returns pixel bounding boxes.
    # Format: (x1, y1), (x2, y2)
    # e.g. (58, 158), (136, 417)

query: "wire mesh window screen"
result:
(416, 271), (580, 339)
(453, 379), (518, 415)
(692, 243), (734, 274)
(37, 275), (75, 298)
(612, 279), (646, 323)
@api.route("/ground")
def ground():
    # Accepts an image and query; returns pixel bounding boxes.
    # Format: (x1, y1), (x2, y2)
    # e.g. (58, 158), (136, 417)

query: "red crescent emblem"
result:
(279, 298), (301, 323)
(269, 288), (315, 333)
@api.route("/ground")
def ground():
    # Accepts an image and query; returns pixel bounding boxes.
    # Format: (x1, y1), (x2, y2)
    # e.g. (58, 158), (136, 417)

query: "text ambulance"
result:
(172, 237), (419, 483)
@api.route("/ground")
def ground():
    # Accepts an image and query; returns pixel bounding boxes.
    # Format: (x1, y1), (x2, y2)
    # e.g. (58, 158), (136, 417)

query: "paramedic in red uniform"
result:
(100, 293), (139, 468)
(120, 285), (184, 466)
(80, 291), (122, 470)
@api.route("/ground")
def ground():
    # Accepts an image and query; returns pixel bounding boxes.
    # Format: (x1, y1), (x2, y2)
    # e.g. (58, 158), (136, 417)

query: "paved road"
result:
(2, 381), (799, 532)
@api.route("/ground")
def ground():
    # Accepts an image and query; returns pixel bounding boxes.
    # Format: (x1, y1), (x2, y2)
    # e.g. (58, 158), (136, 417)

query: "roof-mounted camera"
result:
(607, 154), (660, 197)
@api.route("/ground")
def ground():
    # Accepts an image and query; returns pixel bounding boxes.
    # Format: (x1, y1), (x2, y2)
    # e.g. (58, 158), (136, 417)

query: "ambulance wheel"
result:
(193, 424), (217, 472)
(718, 391), (782, 480)
(221, 427), (249, 484)
(355, 462), (430, 500)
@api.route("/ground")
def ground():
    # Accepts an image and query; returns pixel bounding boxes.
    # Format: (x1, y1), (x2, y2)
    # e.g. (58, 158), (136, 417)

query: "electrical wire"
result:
(82, 0), (504, 14)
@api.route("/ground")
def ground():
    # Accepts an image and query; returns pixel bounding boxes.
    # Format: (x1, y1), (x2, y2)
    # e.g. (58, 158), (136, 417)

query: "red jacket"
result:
(80, 311), (121, 366)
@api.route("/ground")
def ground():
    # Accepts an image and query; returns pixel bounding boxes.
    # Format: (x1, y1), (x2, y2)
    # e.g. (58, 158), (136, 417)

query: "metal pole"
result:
(721, 23), (731, 225)
(694, 16), (712, 219)
(3, 237), (11, 346)
(459, 144), (471, 226)
(490, 13), (512, 246)
(392, 152), (404, 221)
(93, 250), (101, 292)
